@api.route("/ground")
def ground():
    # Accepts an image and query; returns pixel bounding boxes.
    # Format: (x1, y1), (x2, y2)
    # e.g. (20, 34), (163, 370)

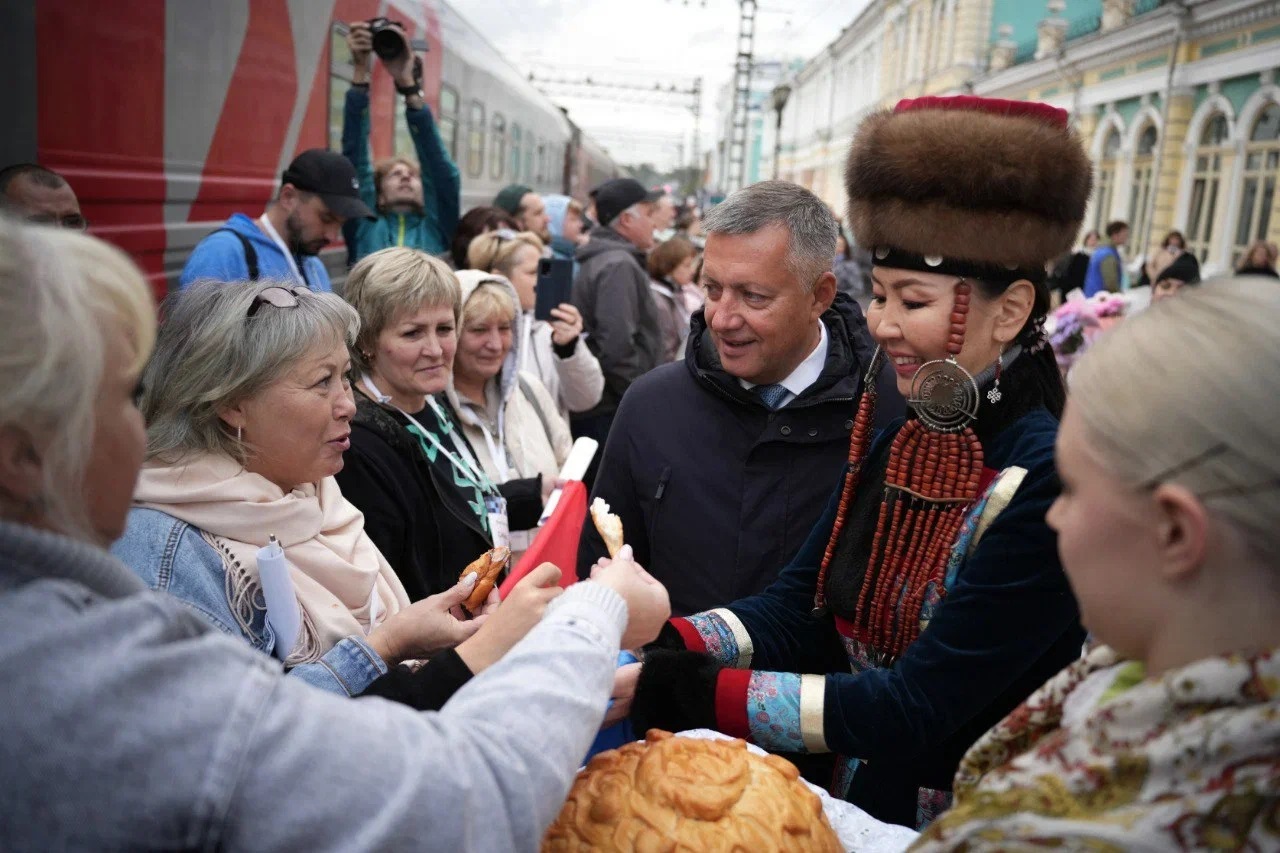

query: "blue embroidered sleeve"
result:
(745, 671), (806, 753)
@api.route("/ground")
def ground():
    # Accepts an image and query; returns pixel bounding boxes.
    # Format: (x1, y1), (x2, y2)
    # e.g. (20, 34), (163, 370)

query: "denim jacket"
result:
(111, 507), (387, 696)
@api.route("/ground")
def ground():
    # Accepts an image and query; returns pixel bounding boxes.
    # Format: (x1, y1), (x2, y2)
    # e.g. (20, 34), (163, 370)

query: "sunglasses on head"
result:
(247, 285), (310, 318)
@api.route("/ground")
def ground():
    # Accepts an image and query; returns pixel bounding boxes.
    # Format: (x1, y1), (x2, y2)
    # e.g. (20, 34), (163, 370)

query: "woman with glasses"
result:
(113, 278), (549, 702)
(910, 276), (1280, 849)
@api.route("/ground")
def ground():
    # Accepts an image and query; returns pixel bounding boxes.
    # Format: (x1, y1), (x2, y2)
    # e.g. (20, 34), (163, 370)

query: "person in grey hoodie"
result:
(0, 218), (670, 851)
(571, 179), (664, 471)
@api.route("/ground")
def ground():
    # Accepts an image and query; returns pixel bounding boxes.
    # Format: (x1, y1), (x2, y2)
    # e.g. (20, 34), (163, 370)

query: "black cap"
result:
(281, 149), (376, 221)
(1154, 251), (1201, 285)
(593, 178), (662, 228)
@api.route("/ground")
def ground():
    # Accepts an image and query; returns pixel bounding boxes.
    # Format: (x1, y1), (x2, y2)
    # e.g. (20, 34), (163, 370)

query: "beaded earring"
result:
(813, 279), (987, 661)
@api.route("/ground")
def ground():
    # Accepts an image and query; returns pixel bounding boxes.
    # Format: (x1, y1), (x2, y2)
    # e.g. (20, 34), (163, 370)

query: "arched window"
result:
(1128, 123), (1159, 252)
(490, 113), (506, 181)
(510, 123), (522, 180)
(466, 100), (485, 179)
(1186, 113), (1229, 261)
(1234, 102), (1280, 264)
(1094, 128), (1122, 231)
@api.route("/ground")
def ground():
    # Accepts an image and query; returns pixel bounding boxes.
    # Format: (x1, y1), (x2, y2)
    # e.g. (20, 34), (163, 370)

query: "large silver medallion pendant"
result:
(908, 358), (980, 432)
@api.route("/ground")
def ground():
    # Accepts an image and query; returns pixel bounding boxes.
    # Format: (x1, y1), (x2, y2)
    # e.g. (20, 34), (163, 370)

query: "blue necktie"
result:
(754, 383), (789, 410)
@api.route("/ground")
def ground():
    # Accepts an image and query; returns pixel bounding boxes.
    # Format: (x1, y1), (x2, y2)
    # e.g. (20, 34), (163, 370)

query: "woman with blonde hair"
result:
(468, 230), (603, 418)
(446, 270), (573, 555)
(911, 277), (1280, 849)
(0, 218), (672, 850)
(338, 247), (515, 603)
(1237, 239), (1279, 278)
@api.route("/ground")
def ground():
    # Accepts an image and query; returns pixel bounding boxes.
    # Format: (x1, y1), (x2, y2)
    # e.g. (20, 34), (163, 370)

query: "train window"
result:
(511, 124), (522, 180)
(467, 100), (485, 179)
(536, 141), (546, 183)
(438, 86), (460, 161)
(525, 133), (536, 183)
(328, 23), (357, 152)
(394, 109), (414, 160)
(490, 113), (506, 180)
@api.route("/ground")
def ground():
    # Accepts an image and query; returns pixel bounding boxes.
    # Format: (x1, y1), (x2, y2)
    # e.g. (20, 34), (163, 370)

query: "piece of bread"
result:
(590, 498), (625, 558)
(542, 730), (842, 852)
(459, 546), (510, 613)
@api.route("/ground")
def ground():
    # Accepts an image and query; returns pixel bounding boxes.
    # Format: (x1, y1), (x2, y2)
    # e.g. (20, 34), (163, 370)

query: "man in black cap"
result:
(180, 149), (375, 292)
(570, 177), (664, 475)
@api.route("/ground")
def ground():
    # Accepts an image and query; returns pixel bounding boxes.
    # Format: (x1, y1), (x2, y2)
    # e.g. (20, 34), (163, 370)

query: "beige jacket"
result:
(448, 271), (574, 491)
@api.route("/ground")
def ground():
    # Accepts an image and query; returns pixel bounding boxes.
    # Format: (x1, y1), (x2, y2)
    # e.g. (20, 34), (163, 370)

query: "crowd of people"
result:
(2, 20), (1279, 851)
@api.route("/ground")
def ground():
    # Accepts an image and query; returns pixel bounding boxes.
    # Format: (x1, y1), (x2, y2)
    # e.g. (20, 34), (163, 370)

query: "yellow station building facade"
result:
(772, 0), (1280, 276)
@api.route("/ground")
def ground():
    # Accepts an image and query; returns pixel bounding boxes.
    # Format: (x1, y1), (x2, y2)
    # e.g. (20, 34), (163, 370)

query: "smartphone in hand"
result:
(535, 258), (574, 322)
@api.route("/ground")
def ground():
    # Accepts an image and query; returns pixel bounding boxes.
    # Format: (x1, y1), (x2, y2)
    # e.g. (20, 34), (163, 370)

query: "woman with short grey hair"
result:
(112, 278), (514, 699)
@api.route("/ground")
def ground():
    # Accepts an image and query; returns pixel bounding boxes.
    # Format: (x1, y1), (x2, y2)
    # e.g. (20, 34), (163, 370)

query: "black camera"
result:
(367, 17), (408, 61)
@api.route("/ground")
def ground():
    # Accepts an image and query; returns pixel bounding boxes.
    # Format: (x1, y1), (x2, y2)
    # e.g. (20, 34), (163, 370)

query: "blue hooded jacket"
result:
(542, 194), (581, 274)
(179, 213), (332, 291)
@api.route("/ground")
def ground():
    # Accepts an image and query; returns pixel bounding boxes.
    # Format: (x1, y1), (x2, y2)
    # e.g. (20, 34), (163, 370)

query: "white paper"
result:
(538, 437), (599, 525)
(674, 730), (920, 853)
(256, 540), (300, 661)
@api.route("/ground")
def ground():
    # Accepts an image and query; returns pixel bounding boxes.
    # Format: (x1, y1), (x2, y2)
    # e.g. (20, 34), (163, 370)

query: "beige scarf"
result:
(134, 453), (409, 664)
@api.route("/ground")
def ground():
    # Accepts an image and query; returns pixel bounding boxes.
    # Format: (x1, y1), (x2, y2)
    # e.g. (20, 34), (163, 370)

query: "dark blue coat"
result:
(577, 294), (900, 616)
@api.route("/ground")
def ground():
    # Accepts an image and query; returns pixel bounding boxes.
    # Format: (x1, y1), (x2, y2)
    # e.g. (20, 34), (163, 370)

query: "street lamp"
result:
(770, 83), (792, 180)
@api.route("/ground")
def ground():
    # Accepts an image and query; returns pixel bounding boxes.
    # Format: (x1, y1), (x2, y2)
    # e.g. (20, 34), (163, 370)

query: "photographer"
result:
(342, 20), (460, 264)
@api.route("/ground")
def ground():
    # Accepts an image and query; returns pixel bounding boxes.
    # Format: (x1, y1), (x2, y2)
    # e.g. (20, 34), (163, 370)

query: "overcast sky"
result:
(452, 0), (872, 170)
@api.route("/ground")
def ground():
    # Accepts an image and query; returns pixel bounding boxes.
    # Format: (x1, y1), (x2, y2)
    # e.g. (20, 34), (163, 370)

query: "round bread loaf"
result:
(542, 730), (842, 852)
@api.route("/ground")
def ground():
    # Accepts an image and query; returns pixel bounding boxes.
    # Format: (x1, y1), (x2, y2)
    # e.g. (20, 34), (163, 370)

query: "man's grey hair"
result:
(608, 201), (648, 230)
(142, 279), (359, 466)
(702, 181), (838, 289)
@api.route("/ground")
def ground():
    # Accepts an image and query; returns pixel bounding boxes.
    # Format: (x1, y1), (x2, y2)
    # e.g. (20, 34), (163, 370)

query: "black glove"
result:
(630, 648), (722, 736)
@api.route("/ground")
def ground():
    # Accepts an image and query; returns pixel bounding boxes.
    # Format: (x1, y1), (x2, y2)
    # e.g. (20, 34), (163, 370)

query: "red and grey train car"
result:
(5, 0), (620, 297)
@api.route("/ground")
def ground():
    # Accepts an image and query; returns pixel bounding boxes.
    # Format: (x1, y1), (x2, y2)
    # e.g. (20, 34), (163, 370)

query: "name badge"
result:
(484, 494), (510, 551)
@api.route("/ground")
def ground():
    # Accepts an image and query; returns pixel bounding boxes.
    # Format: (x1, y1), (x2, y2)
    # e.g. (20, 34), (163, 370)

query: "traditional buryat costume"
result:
(630, 96), (1093, 830)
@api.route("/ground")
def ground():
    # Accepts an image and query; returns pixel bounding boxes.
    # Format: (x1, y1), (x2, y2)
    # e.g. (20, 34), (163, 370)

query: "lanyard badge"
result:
(483, 494), (510, 550)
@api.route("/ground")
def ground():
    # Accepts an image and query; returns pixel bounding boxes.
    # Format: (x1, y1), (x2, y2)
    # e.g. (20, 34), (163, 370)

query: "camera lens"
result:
(371, 27), (406, 61)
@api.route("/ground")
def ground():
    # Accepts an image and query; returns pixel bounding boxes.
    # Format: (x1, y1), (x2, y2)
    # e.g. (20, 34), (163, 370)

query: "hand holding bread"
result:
(459, 547), (510, 615)
(368, 572), (491, 664)
(456, 562), (565, 674)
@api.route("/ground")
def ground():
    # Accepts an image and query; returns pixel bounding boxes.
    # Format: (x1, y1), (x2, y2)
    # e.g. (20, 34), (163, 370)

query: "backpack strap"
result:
(517, 373), (554, 442)
(210, 228), (259, 281)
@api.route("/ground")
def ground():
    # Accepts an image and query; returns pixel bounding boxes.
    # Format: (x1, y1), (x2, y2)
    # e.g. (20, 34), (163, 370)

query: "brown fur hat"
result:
(845, 96), (1092, 272)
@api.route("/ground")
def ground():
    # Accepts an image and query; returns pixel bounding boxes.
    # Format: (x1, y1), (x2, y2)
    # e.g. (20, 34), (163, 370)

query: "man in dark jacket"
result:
(579, 181), (892, 616)
(571, 178), (665, 468)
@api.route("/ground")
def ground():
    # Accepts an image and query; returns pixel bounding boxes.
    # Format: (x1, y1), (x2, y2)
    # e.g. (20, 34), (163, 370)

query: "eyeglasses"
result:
(27, 213), (89, 231)
(247, 285), (309, 318)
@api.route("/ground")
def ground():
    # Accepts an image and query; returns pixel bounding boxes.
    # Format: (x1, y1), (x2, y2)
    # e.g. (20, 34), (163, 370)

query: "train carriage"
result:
(5, 0), (620, 298)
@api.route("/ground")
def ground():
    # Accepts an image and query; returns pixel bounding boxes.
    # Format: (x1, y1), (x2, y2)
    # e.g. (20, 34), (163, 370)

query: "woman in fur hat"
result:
(621, 96), (1089, 830)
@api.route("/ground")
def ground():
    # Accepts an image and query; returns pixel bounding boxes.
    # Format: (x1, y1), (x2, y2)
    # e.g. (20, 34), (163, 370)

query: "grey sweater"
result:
(0, 518), (625, 851)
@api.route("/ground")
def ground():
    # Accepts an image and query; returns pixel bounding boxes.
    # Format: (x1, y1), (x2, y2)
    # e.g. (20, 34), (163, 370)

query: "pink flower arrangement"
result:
(1049, 295), (1127, 374)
